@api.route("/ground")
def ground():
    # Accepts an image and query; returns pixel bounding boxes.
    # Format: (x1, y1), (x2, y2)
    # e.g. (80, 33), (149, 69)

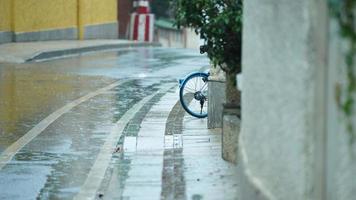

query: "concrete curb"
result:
(26, 42), (162, 63)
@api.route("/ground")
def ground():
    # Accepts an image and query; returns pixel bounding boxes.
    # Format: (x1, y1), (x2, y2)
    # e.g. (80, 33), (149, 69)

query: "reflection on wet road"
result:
(0, 47), (208, 199)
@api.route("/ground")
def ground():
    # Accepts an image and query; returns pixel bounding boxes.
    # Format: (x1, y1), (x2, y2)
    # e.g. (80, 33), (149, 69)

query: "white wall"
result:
(156, 28), (201, 49)
(185, 28), (202, 50)
(239, 0), (355, 199)
(156, 28), (183, 48)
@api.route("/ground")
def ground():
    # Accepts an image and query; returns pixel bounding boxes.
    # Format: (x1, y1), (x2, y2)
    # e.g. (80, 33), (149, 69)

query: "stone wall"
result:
(325, 18), (356, 200)
(239, 0), (355, 199)
(208, 66), (226, 129)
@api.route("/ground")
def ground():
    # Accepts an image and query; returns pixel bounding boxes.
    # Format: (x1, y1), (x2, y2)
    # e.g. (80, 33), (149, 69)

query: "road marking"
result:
(123, 137), (137, 152)
(74, 84), (175, 200)
(0, 79), (130, 170)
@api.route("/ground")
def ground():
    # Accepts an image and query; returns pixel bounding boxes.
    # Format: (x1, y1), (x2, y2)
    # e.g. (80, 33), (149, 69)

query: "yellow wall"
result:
(0, 0), (117, 39)
(80, 0), (117, 25)
(78, 0), (117, 39)
(0, 0), (12, 31)
(13, 0), (77, 33)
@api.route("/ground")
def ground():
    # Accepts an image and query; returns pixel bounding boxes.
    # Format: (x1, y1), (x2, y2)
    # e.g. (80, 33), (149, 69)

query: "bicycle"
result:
(179, 71), (209, 118)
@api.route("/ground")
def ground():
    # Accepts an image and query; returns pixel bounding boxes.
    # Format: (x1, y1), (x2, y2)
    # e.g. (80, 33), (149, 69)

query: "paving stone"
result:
(104, 88), (239, 200)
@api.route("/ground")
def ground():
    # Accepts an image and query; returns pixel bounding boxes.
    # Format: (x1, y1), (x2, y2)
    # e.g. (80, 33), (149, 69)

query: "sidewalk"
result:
(102, 88), (239, 200)
(0, 40), (160, 64)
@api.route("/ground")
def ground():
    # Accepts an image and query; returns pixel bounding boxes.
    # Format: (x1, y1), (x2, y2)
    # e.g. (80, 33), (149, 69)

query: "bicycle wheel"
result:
(179, 72), (209, 118)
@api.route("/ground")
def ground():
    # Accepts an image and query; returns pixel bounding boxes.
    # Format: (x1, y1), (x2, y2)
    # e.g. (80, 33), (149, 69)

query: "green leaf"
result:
(171, 0), (243, 73)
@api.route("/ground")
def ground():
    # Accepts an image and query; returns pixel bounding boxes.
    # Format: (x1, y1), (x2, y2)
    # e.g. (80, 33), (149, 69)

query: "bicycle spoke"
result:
(183, 86), (196, 93)
(199, 82), (208, 91)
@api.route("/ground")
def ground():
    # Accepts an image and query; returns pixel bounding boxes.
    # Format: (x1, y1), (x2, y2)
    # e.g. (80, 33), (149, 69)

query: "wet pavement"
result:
(0, 47), (238, 200)
(0, 40), (158, 63)
(102, 89), (239, 200)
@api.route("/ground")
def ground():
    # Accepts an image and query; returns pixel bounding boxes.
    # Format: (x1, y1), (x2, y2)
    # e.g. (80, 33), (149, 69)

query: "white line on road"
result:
(0, 79), (130, 170)
(73, 84), (175, 200)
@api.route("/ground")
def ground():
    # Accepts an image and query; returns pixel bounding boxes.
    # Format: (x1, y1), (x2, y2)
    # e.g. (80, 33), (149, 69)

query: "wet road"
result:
(0, 48), (209, 199)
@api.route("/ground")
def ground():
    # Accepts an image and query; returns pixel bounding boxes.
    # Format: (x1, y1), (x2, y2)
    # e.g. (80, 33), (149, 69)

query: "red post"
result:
(129, 0), (154, 42)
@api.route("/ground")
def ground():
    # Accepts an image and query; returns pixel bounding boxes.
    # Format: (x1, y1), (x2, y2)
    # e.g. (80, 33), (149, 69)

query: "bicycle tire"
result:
(179, 72), (209, 118)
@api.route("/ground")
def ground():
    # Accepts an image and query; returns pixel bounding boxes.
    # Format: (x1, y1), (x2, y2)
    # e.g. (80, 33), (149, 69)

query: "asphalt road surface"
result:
(0, 47), (209, 199)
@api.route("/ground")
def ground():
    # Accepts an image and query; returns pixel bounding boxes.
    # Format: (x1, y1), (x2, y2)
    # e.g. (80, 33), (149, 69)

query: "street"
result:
(1, 0), (354, 199)
(0, 48), (220, 199)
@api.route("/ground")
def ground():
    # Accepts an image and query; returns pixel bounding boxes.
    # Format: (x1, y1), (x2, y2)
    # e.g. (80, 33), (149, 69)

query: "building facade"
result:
(0, 0), (118, 44)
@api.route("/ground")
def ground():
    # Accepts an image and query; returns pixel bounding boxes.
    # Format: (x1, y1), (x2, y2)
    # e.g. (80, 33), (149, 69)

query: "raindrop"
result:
(137, 73), (147, 78)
